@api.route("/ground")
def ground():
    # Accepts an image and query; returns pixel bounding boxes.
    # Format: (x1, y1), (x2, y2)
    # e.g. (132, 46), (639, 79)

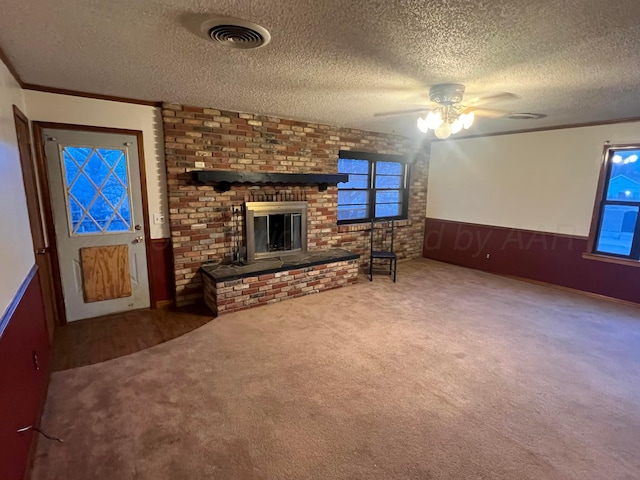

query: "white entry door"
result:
(44, 128), (150, 322)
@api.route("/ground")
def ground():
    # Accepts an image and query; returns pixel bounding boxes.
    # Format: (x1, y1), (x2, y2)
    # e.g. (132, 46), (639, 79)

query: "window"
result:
(337, 151), (408, 224)
(590, 144), (640, 259)
(60, 145), (133, 235)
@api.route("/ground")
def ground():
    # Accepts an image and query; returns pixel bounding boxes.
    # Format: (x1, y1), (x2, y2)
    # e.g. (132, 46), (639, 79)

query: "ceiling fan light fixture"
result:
(418, 85), (480, 138)
(417, 109), (473, 138)
(378, 83), (514, 138)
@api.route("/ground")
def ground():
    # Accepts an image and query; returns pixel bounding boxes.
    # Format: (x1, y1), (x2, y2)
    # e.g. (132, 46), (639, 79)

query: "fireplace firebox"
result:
(245, 201), (308, 261)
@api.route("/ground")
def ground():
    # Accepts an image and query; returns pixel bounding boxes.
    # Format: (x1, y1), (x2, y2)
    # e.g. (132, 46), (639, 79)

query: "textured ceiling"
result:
(2, 0), (640, 138)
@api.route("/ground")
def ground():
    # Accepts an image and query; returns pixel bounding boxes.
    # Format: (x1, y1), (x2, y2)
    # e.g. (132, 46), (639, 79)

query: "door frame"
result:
(32, 122), (159, 324)
(12, 106), (58, 341)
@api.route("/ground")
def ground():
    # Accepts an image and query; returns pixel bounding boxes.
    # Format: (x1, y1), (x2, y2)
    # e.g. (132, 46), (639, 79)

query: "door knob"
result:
(133, 236), (144, 244)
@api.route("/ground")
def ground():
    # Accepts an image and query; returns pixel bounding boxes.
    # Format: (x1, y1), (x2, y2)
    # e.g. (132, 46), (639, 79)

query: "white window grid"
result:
(58, 144), (135, 236)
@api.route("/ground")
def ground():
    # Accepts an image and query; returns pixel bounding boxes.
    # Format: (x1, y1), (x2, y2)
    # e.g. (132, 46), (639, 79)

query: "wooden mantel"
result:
(191, 170), (349, 192)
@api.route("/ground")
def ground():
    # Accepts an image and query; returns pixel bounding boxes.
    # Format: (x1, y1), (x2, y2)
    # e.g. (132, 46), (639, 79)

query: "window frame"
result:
(337, 150), (410, 225)
(587, 143), (640, 261)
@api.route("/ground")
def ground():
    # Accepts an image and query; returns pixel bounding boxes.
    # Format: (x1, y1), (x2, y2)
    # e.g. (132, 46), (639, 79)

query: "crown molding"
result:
(22, 83), (162, 107)
(432, 116), (640, 142)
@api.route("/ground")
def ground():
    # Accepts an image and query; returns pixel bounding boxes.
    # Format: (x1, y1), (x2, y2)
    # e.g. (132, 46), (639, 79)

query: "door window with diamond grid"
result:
(60, 145), (133, 235)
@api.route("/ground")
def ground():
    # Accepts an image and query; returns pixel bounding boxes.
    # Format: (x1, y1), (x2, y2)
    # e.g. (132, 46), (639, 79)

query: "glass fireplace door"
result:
(245, 201), (308, 261)
(253, 213), (303, 254)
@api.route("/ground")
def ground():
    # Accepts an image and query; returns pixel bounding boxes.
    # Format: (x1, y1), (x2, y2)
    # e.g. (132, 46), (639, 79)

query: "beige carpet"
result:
(32, 259), (640, 479)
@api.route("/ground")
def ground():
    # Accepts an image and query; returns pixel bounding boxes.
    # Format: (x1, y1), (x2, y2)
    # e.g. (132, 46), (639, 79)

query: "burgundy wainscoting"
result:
(0, 266), (51, 480)
(150, 238), (174, 307)
(422, 218), (640, 305)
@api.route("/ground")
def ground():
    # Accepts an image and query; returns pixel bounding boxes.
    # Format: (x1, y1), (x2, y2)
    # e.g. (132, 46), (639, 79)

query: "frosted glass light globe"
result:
(435, 123), (452, 139)
(416, 116), (429, 133)
(426, 111), (443, 130)
(451, 118), (463, 134)
(462, 111), (475, 129)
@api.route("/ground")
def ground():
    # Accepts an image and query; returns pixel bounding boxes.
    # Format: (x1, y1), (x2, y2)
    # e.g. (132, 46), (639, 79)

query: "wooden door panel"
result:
(80, 245), (132, 302)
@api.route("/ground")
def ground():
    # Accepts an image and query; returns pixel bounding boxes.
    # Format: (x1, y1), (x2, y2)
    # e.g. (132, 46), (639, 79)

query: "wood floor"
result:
(51, 306), (214, 371)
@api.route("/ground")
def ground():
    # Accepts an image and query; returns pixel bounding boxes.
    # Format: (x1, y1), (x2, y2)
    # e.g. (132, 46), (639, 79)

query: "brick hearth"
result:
(202, 249), (360, 316)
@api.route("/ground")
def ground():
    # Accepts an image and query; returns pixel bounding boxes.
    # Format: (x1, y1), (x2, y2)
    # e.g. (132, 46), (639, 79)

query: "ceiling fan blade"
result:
(466, 107), (510, 118)
(465, 92), (518, 107)
(373, 107), (432, 118)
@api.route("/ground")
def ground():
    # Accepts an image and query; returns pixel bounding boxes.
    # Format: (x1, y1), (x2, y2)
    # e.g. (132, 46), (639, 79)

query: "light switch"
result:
(195, 161), (205, 169)
(153, 213), (165, 225)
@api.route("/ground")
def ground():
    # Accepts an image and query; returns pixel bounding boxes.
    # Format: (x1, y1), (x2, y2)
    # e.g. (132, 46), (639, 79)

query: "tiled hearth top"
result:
(201, 248), (360, 282)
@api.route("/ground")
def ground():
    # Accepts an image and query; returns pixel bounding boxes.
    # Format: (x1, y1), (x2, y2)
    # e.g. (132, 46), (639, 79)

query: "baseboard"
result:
(155, 299), (174, 309)
(499, 273), (640, 309)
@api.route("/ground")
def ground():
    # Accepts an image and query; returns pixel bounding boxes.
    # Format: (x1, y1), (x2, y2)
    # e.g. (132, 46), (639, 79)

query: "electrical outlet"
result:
(486, 253), (491, 259)
(195, 161), (205, 169)
(153, 213), (165, 225)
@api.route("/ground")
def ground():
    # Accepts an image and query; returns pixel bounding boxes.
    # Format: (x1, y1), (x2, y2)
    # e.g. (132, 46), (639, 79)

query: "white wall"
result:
(0, 62), (34, 318)
(24, 91), (169, 238)
(427, 122), (640, 237)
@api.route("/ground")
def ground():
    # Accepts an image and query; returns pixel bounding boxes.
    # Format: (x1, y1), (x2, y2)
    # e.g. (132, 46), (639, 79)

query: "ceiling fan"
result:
(374, 84), (517, 139)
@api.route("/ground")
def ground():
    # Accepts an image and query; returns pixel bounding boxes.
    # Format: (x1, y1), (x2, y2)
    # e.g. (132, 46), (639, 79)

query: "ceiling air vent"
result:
(201, 17), (271, 50)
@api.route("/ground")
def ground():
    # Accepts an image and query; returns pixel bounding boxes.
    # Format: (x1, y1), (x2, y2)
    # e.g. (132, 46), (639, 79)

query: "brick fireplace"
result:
(163, 103), (429, 307)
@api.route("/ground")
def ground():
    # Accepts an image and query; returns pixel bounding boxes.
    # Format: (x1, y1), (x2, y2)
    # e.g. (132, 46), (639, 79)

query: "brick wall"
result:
(163, 103), (429, 306)
(204, 260), (360, 316)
